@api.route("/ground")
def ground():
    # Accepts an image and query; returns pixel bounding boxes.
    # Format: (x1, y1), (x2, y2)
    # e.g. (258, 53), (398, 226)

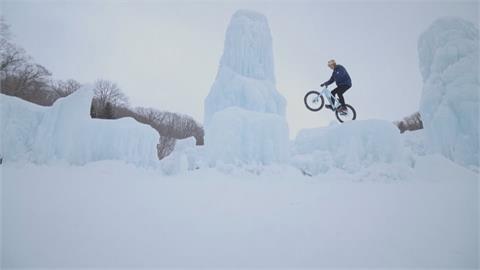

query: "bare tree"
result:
(1, 18), (58, 105)
(0, 17), (11, 40)
(93, 79), (128, 107)
(1, 62), (56, 105)
(0, 44), (26, 74)
(50, 79), (82, 97)
(91, 79), (129, 119)
(0, 17), (27, 75)
(12, 63), (51, 93)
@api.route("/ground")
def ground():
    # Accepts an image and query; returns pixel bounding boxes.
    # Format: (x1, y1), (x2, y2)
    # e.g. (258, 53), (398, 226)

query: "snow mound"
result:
(418, 17), (479, 167)
(206, 107), (289, 165)
(204, 10), (286, 125)
(0, 86), (160, 166)
(292, 120), (407, 174)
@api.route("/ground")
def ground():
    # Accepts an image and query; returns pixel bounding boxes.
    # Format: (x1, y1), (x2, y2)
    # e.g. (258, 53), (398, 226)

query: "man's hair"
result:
(328, 59), (336, 65)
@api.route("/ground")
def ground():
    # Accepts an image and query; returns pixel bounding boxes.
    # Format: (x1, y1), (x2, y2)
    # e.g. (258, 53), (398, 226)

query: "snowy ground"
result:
(2, 156), (478, 268)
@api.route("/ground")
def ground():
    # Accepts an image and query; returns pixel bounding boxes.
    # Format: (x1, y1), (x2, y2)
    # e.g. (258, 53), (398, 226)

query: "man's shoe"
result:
(325, 104), (333, 110)
(338, 106), (348, 115)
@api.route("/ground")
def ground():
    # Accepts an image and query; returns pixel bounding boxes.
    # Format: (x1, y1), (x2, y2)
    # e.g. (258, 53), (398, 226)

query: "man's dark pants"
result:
(331, 85), (351, 107)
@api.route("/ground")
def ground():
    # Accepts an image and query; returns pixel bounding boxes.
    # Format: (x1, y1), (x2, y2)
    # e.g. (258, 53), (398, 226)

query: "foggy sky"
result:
(2, 0), (478, 137)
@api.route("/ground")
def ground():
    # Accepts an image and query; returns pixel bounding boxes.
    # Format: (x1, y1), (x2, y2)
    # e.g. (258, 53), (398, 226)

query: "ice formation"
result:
(204, 10), (287, 125)
(418, 17), (479, 167)
(0, 86), (160, 166)
(206, 107), (289, 165)
(204, 10), (290, 165)
(292, 120), (407, 174)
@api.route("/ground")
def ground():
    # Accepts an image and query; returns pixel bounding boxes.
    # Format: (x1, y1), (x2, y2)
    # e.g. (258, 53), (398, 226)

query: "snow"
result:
(292, 120), (408, 175)
(1, 156), (478, 268)
(204, 10), (286, 125)
(418, 17), (479, 167)
(206, 107), (289, 165)
(0, 86), (160, 167)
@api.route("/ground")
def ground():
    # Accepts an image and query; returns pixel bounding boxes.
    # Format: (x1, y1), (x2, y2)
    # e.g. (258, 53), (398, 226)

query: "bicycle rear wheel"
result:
(304, 91), (324, 111)
(335, 104), (357, 123)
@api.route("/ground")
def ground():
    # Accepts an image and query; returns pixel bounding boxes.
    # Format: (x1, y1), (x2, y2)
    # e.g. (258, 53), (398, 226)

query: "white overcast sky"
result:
(2, 0), (478, 137)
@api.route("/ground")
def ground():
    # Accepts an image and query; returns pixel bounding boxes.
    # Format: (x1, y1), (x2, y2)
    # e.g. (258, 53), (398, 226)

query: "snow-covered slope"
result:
(0, 87), (160, 166)
(418, 17), (479, 167)
(204, 10), (287, 125)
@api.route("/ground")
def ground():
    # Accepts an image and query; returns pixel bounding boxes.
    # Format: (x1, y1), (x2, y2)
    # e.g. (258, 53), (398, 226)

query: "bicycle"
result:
(304, 86), (357, 123)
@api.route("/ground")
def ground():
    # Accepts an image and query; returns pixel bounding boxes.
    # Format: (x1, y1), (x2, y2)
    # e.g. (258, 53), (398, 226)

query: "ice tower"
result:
(204, 10), (289, 165)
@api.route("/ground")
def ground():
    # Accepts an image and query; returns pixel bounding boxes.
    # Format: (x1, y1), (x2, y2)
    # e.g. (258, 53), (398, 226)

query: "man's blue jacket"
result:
(323, 64), (352, 87)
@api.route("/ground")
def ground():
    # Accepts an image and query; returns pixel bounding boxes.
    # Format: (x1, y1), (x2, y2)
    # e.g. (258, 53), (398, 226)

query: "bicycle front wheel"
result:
(304, 91), (324, 111)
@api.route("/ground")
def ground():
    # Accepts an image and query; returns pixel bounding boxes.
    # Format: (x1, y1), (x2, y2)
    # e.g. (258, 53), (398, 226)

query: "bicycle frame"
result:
(320, 86), (341, 110)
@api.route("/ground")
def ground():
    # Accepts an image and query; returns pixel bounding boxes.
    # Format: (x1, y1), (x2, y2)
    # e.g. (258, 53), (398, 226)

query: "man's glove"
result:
(320, 83), (325, 87)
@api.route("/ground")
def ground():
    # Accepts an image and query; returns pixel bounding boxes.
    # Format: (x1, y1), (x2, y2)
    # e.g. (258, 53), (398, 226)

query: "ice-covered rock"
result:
(418, 17), (479, 167)
(204, 10), (286, 125)
(292, 120), (407, 174)
(206, 107), (289, 165)
(0, 86), (160, 166)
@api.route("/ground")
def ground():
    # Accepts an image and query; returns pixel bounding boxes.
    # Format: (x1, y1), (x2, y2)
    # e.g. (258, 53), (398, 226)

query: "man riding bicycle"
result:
(320, 59), (352, 112)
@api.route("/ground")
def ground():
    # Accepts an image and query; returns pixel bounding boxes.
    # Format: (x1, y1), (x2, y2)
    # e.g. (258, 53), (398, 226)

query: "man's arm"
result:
(321, 74), (334, 87)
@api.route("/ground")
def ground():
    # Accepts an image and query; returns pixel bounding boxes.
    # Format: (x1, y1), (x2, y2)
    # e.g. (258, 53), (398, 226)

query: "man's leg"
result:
(330, 88), (338, 105)
(336, 85), (350, 107)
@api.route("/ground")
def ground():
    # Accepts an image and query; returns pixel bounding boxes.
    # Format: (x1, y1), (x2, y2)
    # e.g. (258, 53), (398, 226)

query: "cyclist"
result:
(320, 59), (352, 112)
